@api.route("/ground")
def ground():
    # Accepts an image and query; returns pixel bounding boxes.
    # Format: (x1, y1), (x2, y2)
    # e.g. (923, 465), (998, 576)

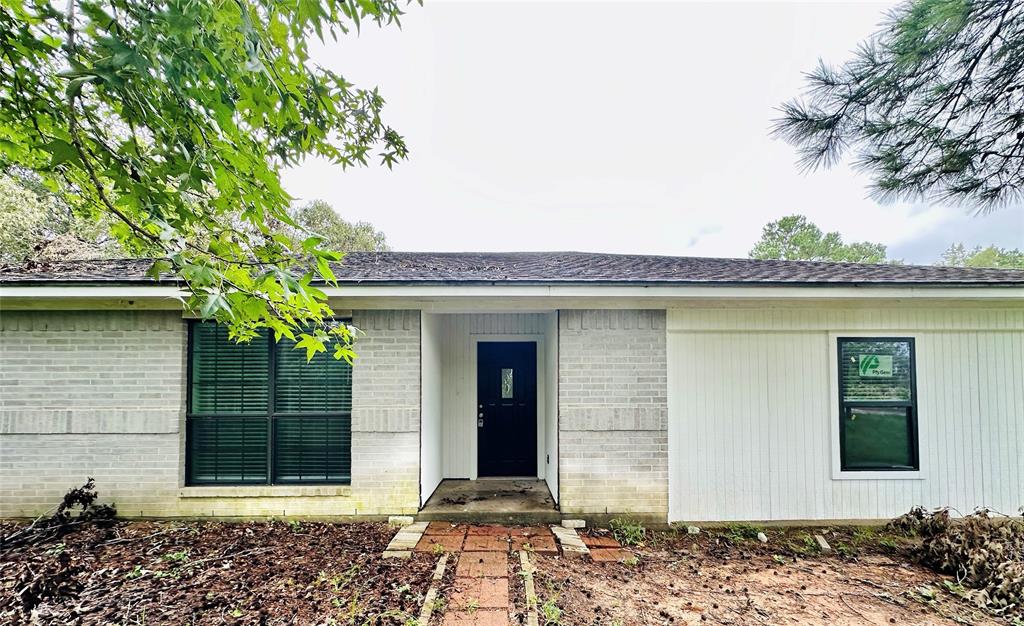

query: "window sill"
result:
(831, 470), (924, 481)
(179, 485), (352, 499)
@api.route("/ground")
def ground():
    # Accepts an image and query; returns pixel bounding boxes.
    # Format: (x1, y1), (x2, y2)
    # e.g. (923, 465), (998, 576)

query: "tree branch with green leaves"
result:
(0, 0), (415, 360)
(775, 0), (1024, 209)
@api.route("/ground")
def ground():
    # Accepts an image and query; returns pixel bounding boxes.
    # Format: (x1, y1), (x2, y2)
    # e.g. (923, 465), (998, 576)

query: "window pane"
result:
(839, 339), (913, 402)
(187, 321), (352, 486)
(842, 406), (914, 469)
(190, 323), (269, 415)
(273, 416), (351, 483)
(274, 337), (353, 414)
(188, 417), (268, 483)
(501, 368), (514, 399)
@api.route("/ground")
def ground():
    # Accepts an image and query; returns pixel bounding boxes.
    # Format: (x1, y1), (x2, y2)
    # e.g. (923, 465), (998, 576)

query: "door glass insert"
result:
(501, 368), (514, 399)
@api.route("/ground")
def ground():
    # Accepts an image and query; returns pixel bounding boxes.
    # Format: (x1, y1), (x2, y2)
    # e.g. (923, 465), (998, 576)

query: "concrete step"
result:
(416, 510), (563, 525)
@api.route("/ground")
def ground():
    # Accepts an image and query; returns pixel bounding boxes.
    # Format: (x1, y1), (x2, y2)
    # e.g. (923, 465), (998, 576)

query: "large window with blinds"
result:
(186, 322), (352, 485)
(837, 337), (918, 472)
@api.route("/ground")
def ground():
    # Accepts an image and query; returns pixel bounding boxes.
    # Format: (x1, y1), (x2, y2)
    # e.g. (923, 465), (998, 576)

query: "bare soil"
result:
(2, 521), (1012, 626)
(0, 520), (435, 625)
(528, 526), (1008, 626)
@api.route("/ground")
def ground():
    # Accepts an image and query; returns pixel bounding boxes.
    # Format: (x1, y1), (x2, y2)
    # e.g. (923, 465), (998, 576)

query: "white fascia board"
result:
(0, 283), (1022, 302)
(0, 285), (185, 299)
(316, 284), (1024, 300)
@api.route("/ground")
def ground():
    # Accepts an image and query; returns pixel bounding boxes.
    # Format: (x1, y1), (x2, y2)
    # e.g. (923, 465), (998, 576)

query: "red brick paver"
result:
(425, 522), (467, 536)
(463, 534), (509, 552)
(455, 551), (508, 578)
(441, 610), (509, 626)
(509, 526), (548, 537)
(581, 534), (621, 548)
(450, 577), (510, 609)
(415, 534), (465, 553)
(510, 534), (558, 554)
(589, 547), (633, 562)
(466, 524), (513, 536)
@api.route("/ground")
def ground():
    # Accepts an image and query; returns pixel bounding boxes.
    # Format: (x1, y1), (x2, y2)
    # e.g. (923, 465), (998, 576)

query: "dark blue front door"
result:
(477, 342), (537, 477)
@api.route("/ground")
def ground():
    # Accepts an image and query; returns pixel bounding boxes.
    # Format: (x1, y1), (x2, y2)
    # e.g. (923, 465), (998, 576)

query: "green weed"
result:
(161, 550), (189, 564)
(786, 532), (820, 556)
(609, 518), (646, 546)
(125, 565), (146, 580)
(539, 598), (562, 625)
(45, 542), (65, 556)
(724, 523), (763, 543)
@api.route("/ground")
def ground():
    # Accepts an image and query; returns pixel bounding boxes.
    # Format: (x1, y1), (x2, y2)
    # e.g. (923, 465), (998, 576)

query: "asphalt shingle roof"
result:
(1, 252), (1023, 286)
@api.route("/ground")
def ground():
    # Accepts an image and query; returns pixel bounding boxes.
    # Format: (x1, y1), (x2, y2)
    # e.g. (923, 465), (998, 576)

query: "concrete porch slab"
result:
(419, 479), (559, 524)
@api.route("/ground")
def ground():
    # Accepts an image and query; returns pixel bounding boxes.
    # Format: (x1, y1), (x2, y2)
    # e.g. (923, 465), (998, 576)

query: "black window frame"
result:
(837, 336), (919, 472)
(185, 320), (353, 486)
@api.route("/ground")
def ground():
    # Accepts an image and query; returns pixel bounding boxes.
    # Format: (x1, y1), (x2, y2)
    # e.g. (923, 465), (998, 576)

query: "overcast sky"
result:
(280, 1), (1024, 264)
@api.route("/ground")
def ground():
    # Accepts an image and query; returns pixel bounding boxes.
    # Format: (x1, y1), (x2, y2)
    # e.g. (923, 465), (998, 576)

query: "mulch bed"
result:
(0, 520), (436, 625)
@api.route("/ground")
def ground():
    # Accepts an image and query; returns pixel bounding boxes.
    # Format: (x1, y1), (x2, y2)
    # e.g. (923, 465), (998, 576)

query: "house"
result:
(1, 252), (1022, 524)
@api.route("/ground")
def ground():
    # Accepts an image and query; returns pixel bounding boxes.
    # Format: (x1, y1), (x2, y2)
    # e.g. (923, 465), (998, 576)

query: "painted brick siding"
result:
(558, 310), (668, 515)
(350, 310), (421, 513)
(1, 309), (421, 517)
(0, 311), (185, 516)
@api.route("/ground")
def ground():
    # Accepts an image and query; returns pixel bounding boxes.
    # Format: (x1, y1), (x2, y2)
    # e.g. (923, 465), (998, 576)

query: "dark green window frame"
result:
(185, 321), (352, 486)
(837, 336), (919, 472)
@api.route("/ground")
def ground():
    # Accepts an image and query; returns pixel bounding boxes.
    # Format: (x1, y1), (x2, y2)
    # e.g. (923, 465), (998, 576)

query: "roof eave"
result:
(2, 279), (1024, 288)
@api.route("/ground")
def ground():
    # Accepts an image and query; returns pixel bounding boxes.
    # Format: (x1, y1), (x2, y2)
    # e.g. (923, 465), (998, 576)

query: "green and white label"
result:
(859, 354), (893, 378)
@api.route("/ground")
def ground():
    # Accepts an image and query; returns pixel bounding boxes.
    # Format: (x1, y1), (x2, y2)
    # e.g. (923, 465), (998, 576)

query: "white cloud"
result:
(281, 1), (1024, 263)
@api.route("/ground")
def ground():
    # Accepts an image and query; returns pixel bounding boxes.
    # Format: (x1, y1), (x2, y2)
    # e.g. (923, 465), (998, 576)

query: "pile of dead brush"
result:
(891, 506), (1024, 620)
(1, 479), (117, 620)
(0, 478), (116, 552)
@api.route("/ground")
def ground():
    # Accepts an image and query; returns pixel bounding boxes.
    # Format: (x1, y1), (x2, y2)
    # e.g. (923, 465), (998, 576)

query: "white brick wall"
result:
(0, 311), (185, 516)
(0, 309), (421, 518)
(558, 310), (668, 515)
(350, 310), (421, 512)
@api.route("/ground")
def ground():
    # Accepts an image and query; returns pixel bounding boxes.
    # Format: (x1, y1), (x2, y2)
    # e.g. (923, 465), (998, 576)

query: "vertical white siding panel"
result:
(544, 312), (559, 502)
(667, 332), (688, 520)
(667, 305), (1024, 522)
(766, 333), (831, 520)
(420, 313), (443, 503)
(979, 332), (1024, 512)
(977, 332), (996, 509)
(917, 334), (945, 510)
(1011, 334), (1019, 510)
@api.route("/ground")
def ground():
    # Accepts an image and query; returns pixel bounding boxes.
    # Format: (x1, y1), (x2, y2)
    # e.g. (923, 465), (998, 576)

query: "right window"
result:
(837, 337), (919, 471)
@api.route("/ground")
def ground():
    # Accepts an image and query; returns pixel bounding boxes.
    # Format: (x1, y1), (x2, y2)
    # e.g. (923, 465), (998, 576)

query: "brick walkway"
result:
(389, 521), (626, 625)
(414, 523), (559, 626)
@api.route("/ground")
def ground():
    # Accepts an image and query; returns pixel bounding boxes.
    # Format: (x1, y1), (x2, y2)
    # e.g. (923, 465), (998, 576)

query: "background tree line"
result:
(749, 214), (1024, 269)
(0, 170), (388, 264)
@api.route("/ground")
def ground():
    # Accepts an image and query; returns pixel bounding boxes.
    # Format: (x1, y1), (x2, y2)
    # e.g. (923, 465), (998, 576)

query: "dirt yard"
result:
(0, 520), (1012, 625)
(530, 525), (1008, 626)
